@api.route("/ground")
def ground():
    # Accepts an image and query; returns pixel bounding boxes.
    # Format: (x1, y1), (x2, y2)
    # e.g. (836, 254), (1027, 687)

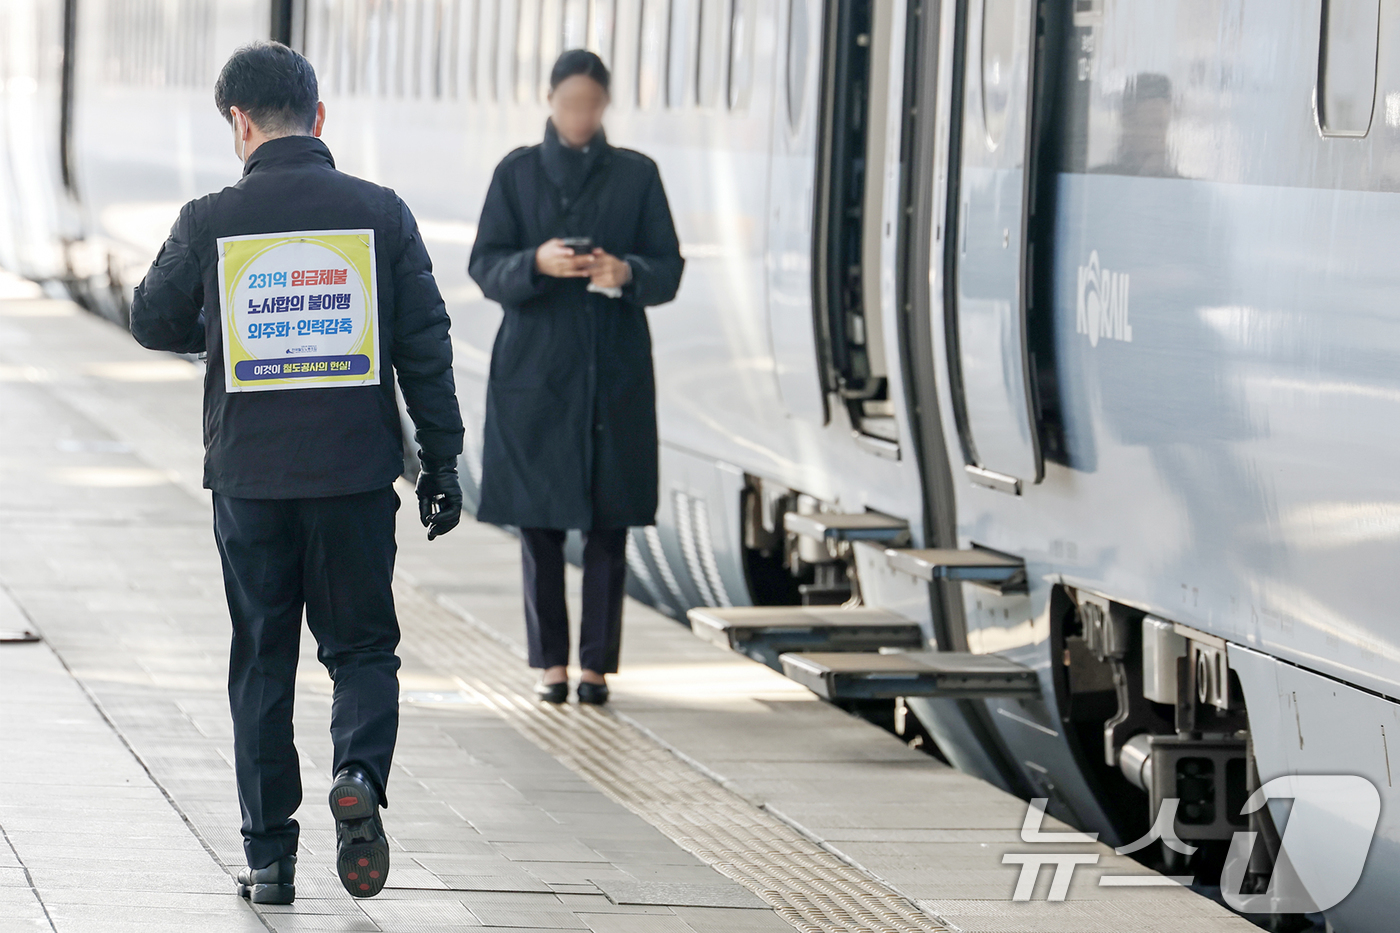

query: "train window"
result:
(728, 0), (756, 110)
(373, 0), (391, 97)
(479, 0), (499, 101)
(412, 0), (428, 98)
(563, 0), (589, 49)
(365, 0), (378, 95)
(434, 1), (450, 98)
(1318, 0), (1380, 136)
(411, 0), (424, 98)
(668, 0), (698, 108)
(696, 0), (726, 107)
(339, 1), (355, 95)
(445, 1), (457, 99)
(589, 0), (617, 66)
(305, 2), (325, 90)
(407, 0), (422, 98)
(388, 0), (401, 96)
(345, 1), (365, 97)
(452, 0), (473, 100)
(981, 0), (1024, 149)
(497, 0), (518, 103)
(366, 2), (382, 96)
(468, 0), (482, 101)
(433, 0), (449, 99)
(387, 0), (401, 98)
(323, 1), (340, 94)
(637, 0), (667, 109)
(358, 2), (377, 97)
(786, 0), (810, 129)
(1073, 0), (1103, 27)
(107, 0), (214, 88)
(393, 0), (408, 96)
(540, 0), (564, 101)
(400, 0), (414, 95)
(517, 0), (541, 103)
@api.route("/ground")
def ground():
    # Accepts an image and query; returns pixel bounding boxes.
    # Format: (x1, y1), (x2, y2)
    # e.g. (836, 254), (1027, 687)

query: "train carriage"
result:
(4, 2), (1399, 929)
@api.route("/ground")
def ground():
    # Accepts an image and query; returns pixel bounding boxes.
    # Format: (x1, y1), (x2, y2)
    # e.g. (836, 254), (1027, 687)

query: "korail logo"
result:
(1076, 250), (1132, 346)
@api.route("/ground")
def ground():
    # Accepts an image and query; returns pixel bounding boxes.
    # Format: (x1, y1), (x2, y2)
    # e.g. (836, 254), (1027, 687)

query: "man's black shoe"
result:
(237, 855), (295, 905)
(329, 767), (389, 897)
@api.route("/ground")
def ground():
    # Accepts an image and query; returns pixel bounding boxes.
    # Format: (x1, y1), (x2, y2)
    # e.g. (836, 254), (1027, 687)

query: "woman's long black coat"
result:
(468, 129), (683, 531)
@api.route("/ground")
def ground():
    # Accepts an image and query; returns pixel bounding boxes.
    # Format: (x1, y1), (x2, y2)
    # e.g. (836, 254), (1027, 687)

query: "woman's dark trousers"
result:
(520, 528), (627, 674)
(212, 487), (402, 871)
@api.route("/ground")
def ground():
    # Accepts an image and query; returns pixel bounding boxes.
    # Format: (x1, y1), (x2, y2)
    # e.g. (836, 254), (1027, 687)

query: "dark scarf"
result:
(540, 119), (607, 203)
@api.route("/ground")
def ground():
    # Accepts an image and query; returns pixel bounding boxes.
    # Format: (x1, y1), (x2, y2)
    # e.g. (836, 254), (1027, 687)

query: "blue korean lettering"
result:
(245, 272), (291, 289)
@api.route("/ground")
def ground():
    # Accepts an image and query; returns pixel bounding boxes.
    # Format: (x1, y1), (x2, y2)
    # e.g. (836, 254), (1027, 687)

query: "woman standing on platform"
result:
(468, 51), (684, 705)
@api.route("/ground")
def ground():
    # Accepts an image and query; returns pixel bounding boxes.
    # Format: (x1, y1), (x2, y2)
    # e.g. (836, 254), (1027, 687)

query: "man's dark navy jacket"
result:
(129, 135), (463, 499)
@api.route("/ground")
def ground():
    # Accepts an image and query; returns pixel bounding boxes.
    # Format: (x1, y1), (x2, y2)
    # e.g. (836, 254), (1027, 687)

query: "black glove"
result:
(415, 457), (462, 541)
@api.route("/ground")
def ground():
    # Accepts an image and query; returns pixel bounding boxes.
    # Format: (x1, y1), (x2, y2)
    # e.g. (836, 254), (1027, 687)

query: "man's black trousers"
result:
(213, 487), (401, 870)
(520, 527), (627, 674)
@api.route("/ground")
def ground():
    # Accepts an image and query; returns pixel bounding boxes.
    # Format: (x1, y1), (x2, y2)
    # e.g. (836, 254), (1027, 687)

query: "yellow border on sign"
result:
(217, 229), (379, 392)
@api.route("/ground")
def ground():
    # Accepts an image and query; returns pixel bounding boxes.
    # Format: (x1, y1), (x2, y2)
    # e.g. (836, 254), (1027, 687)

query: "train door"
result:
(948, 0), (1042, 492)
(765, 0), (827, 424)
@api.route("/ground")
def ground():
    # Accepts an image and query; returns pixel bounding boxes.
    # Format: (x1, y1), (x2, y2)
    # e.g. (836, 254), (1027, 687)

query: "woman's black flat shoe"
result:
(577, 682), (609, 705)
(535, 681), (568, 704)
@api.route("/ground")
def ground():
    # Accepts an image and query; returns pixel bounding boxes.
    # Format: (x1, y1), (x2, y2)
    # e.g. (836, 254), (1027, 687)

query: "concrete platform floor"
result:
(0, 290), (1258, 933)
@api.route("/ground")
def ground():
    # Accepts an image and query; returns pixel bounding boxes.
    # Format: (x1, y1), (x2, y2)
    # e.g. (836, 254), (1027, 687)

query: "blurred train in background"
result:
(6, 1), (1400, 927)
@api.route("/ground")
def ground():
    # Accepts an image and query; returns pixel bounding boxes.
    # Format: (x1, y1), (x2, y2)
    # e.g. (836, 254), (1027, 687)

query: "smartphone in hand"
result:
(560, 237), (593, 255)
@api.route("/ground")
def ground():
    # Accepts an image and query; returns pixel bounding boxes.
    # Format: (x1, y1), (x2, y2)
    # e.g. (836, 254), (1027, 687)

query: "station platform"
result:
(0, 288), (1260, 933)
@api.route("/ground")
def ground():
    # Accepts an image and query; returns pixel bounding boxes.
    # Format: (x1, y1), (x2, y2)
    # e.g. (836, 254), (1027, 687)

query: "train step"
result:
(783, 511), (911, 545)
(884, 547), (1027, 593)
(687, 606), (925, 670)
(779, 651), (1040, 701)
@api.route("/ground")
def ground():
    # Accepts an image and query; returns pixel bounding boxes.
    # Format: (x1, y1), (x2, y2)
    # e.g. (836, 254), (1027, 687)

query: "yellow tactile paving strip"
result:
(396, 584), (948, 933)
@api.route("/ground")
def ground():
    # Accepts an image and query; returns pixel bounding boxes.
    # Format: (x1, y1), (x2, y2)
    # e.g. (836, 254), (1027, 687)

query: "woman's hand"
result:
(535, 239), (594, 278)
(589, 249), (632, 290)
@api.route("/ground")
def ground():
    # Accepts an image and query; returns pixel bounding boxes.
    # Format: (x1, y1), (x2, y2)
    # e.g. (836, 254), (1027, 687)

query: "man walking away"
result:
(129, 42), (464, 904)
